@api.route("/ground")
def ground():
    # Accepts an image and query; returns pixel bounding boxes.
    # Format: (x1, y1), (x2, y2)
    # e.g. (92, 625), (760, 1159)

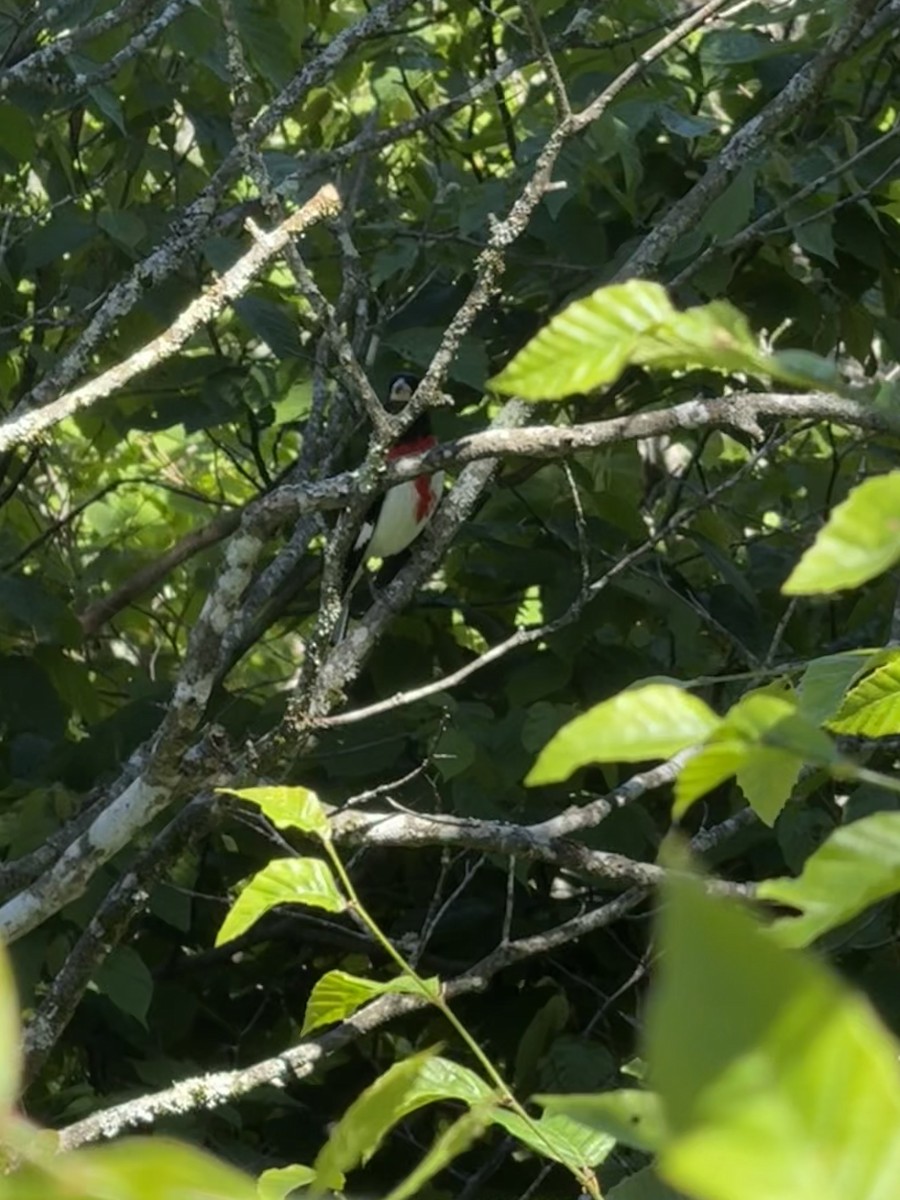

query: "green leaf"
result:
(536, 1035), (616, 1094)
(301, 970), (440, 1035)
(768, 349), (840, 388)
(93, 946), (153, 1027)
(21, 209), (95, 271)
(607, 1166), (685, 1200)
(827, 655), (900, 736)
(315, 1051), (593, 1176)
(0, 939), (21, 1117)
(675, 693), (836, 824)
(384, 326), (489, 390)
(87, 84), (126, 135)
(759, 812), (900, 948)
(216, 858), (345, 947)
(792, 215), (838, 266)
(715, 693), (818, 756)
(491, 281), (673, 398)
(489, 281), (818, 401)
(526, 684), (720, 785)
(97, 210), (147, 249)
(311, 1049), (442, 1192)
(699, 29), (776, 64)
(492, 1108), (616, 1172)
(221, 786), (331, 839)
(408, 1056), (494, 1106)
(783, 473), (900, 594)
(383, 1108), (492, 1200)
(233, 296), (303, 359)
(0, 103), (36, 164)
(699, 168), (755, 241)
(49, 1137), (257, 1199)
(233, 0), (296, 87)
(735, 746), (803, 826)
(258, 1164), (344, 1199)
(0, 574), (80, 644)
(646, 867), (900, 1200)
(797, 650), (882, 724)
(513, 991), (570, 1096)
(673, 741), (749, 816)
(536, 1090), (665, 1154)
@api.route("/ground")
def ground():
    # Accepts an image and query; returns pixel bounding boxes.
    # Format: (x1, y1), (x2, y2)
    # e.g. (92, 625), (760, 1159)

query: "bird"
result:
(335, 373), (444, 638)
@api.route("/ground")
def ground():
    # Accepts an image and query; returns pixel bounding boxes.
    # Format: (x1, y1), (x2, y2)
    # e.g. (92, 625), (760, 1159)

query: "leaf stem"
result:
(323, 840), (600, 1198)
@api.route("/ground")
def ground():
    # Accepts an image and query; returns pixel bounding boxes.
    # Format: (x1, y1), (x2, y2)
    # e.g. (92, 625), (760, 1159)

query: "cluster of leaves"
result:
(2, 0), (900, 1198)
(7, 768), (900, 1200)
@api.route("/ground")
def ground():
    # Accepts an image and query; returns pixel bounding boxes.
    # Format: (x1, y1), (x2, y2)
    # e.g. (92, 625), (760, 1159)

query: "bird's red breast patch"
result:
(388, 435), (439, 522)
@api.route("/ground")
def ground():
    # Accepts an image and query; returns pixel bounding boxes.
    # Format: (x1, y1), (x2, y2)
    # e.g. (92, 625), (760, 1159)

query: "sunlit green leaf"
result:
(646, 867), (900, 1200)
(735, 746), (803, 826)
(492, 1108), (616, 1172)
(490, 281), (825, 401)
(311, 1050), (442, 1192)
(796, 650), (883, 724)
(827, 655), (900, 736)
(216, 858), (345, 947)
(0, 939), (21, 1115)
(527, 685), (720, 785)
(491, 281), (671, 398)
(536, 1089), (665, 1154)
(383, 1108), (491, 1200)
(302, 970), (440, 1035)
(675, 693), (836, 824)
(42, 1137), (257, 1200)
(673, 742), (748, 816)
(783, 473), (900, 594)
(221, 786), (331, 839)
(257, 1164), (315, 1200)
(258, 1163), (345, 1199)
(759, 812), (900, 948)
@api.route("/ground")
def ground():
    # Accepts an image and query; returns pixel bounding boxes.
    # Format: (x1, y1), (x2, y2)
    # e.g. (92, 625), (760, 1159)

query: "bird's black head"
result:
(386, 373), (419, 408)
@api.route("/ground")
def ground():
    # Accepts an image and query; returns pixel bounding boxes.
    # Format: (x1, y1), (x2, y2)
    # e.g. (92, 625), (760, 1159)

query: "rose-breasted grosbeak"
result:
(336, 373), (443, 637)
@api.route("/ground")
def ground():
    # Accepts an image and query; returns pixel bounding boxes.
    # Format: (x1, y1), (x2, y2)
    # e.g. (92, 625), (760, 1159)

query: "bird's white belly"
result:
(359, 473), (444, 560)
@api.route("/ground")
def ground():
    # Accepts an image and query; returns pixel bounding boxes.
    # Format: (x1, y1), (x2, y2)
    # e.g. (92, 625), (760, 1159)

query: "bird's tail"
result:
(332, 559), (366, 644)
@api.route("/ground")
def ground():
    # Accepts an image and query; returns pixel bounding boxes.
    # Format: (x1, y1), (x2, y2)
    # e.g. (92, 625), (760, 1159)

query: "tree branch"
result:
(2, 0), (418, 442)
(227, 389), (900, 552)
(0, 0), (153, 93)
(615, 0), (890, 282)
(54, 810), (749, 1149)
(410, 0), (735, 421)
(0, 185), (341, 453)
(330, 805), (755, 898)
(22, 795), (223, 1086)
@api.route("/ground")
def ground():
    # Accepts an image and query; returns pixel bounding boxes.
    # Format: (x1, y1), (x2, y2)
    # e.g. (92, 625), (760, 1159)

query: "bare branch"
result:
(0, 0), (153, 93)
(4, 0), (418, 439)
(54, 811), (751, 1149)
(616, 0), (891, 282)
(671, 115), (900, 290)
(520, 0), (571, 120)
(313, 418), (793, 728)
(0, 186), (341, 453)
(330, 805), (755, 897)
(412, 0), (735, 417)
(219, 383), (898, 555)
(22, 795), (223, 1086)
(278, 399), (531, 738)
